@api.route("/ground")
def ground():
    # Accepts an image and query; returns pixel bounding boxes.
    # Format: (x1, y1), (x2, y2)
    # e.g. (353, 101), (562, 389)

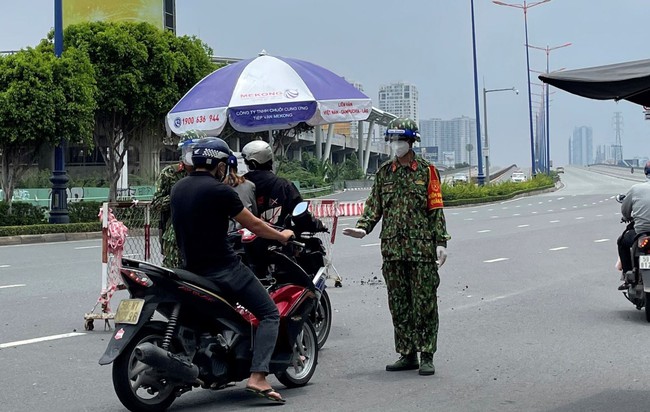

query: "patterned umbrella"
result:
(166, 54), (372, 136)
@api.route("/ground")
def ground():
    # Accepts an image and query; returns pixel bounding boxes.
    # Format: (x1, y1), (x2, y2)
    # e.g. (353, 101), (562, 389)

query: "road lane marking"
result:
(484, 258), (509, 263)
(594, 239), (610, 243)
(464, 218), (474, 221)
(517, 225), (529, 228)
(0, 264), (10, 268)
(477, 230), (491, 233)
(0, 284), (25, 289)
(550, 220), (560, 223)
(549, 247), (568, 251)
(361, 243), (380, 247)
(513, 213), (521, 216)
(0, 332), (86, 349)
(74, 246), (101, 250)
(575, 217), (584, 220)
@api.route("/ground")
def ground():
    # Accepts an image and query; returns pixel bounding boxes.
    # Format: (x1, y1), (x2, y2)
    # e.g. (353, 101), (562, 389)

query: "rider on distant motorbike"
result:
(617, 160), (650, 290)
(170, 137), (294, 403)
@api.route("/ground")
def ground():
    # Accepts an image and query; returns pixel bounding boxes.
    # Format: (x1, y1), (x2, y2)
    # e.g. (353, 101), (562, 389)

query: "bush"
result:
(0, 222), (101, 237)
(68, 201), (103, 223)
(0, 202), (47, 226)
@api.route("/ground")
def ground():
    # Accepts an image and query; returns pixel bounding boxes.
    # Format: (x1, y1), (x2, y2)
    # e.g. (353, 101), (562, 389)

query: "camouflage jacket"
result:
(151, 163), (188, 231)
(356, 154), (450, 262)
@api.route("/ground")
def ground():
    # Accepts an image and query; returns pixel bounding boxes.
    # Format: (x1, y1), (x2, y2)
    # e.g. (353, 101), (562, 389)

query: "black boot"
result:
(386, 353), (419, 371)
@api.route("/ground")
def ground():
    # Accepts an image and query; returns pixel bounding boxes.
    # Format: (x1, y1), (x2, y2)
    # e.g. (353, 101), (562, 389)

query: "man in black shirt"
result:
(171, 137), (293, 403)
(242, 140), (303, 225)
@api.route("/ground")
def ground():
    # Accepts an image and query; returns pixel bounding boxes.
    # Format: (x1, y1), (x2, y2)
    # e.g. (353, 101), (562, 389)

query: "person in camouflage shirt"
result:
(151, 137), (199, 267)
(343, 117), (450, 376)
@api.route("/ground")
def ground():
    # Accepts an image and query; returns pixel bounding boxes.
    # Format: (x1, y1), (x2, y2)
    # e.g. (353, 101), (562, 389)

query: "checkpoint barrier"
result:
(84, 201), (161, 331)
(83, 198), (366, 330)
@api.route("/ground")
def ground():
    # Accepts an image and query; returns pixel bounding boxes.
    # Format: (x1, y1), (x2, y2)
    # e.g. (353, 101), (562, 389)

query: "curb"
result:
(0, 231), (102, 246)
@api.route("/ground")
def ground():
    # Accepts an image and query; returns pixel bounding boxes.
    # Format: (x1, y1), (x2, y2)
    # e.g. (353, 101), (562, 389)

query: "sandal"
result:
(246, 386), (286, 403)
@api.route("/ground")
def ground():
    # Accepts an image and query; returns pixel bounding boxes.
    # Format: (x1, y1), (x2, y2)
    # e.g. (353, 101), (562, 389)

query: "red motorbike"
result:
(99, 228), (318, 411)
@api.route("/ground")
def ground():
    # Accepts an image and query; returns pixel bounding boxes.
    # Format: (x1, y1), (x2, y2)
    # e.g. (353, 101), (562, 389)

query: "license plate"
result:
(114, 299), (145, 325)
(640, 256), (650, 269)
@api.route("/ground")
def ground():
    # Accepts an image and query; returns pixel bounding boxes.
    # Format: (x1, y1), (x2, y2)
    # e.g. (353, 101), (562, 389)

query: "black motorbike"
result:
(100, 217), (319, 411)
(616, 194), (650, 322)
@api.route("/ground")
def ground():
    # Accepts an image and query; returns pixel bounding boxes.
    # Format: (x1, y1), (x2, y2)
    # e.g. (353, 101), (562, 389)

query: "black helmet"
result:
(385, 117), (420, 142)
(191, 137), (233, 168)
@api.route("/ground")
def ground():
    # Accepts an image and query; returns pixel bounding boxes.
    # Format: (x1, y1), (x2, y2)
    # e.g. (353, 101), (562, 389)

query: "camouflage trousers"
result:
(161, 224), (181, 268)
(382, 260), (440, 355)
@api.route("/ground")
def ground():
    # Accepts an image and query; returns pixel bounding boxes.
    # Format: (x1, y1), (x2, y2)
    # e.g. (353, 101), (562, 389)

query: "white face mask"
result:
(391, 140), (410, 158)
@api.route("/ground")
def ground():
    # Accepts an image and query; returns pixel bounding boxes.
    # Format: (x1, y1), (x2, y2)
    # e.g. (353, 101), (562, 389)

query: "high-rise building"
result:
(378, 82), (419, 123)
(419, 117), (477, 166)
(569, 126), (593, 165)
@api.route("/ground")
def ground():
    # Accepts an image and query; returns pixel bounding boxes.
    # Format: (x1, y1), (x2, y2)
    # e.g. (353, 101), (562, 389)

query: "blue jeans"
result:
(206, 260), (280, 374)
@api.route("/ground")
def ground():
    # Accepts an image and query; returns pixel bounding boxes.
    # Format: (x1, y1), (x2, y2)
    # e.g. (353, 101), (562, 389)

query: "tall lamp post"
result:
(527, 42), (571, 174)
(470, 0), (485, 185)
(493, 0), (550, 178)
(483, 87), (518, 183)
(50, 0), (69, 223)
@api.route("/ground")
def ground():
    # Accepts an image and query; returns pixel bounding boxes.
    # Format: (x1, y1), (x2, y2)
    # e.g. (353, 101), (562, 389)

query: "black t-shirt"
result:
(244, 170), (303, 225)
(170, 171), (244, 275)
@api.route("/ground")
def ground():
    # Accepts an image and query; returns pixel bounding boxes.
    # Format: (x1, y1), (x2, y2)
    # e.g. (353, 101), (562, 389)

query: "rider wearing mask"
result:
(170, 137), (294, 403)
(241, 140), (303, 226)
(618, 160), (650, 289)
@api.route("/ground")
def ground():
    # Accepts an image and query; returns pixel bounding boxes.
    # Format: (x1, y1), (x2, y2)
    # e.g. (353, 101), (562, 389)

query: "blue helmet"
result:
(191, 137), (233, 168)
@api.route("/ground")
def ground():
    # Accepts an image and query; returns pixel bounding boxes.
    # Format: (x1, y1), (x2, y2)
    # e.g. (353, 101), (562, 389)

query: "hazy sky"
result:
(2, 0), (649, 167)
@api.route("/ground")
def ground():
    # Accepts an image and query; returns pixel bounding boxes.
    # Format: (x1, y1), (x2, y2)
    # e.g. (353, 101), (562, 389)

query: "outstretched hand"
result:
(342, 228), (366, 239)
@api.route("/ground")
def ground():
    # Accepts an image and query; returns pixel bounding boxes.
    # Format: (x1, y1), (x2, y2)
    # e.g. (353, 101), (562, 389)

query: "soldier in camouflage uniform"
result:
(343, 118), (450, 376)
(151, 136), (200, 267)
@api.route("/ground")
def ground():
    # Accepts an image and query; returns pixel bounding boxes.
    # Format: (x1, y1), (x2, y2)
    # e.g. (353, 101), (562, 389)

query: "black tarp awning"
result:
(539, 58), (650, 107)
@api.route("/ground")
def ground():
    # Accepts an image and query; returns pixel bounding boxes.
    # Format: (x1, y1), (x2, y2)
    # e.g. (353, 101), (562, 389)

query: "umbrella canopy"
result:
(539, 58), (650, 107)
(167, 54), (372, 136)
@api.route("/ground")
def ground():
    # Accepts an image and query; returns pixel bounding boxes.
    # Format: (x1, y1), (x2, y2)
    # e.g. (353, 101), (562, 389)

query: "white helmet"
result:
(241, 140), (273, 166)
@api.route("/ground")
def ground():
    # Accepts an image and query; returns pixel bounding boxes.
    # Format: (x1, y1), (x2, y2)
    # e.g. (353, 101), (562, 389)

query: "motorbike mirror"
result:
(292, 201), (309, 217)
(616, 194), (626, 203)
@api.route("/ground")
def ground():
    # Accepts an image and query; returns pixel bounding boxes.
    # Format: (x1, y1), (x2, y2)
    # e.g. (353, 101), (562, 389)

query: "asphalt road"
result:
(2, 165), (650, 412)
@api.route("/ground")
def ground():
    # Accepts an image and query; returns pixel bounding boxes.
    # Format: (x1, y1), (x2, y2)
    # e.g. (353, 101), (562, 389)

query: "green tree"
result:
(54, 22), (215, 200)
(0, 47), (96, 206)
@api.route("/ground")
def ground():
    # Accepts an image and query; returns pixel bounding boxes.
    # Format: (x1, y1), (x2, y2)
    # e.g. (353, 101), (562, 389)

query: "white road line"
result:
(484, 258), (509, 263)
(0, 332), (86, 349)
(517, 224), (530, 228)
(471, 210), (478, 214)
(490, 216), (499, 219)
(594, 239), (610, 243)
(557, 197), (564, 200)
(549, 247), (568, 251)
(74, 246), (101, 250)
(547, 210), (554, 212)
(513, 213), (521, 216)
(464, 218), (474, 221)
(0, 264), (10, 268)
(361, 243), (380, 247)
(575, 217), (584, 220)
(477, 230), (491, 233)
(0, 284), (25, 289)
(550, 220), (560, 223)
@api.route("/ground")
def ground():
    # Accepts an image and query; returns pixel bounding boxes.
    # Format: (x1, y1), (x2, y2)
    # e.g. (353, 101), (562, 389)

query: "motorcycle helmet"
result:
(178, 138), (199, 166)
(385, 117), (420, 142)
(191, 137), (233, 168)
(242, 140), (273, 169)
(644, 160), (650, 176)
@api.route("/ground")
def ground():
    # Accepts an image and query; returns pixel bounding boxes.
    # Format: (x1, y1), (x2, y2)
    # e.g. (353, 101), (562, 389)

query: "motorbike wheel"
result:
(311, 289), (332, 349)
(275, 319), (319, 388)
(112, 325), (178, 412)
(645, 293), (650, 323)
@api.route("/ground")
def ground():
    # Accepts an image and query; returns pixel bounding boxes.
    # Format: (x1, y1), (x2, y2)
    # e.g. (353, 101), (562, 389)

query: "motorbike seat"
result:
(172, 268), (226, 296)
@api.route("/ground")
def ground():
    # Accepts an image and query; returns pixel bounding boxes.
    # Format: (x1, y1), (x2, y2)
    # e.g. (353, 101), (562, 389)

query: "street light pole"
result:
(470, 0), (485, 185)
(49, 0), (69, 223)
(528, 42), (571, 174)
(493, 0), (550, 178)
(483, 87), (518, 183)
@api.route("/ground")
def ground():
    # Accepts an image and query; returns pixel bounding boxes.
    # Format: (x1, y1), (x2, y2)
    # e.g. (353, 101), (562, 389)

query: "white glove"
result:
(436, 246), (447, 267)
(343, 228), (366, 239)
